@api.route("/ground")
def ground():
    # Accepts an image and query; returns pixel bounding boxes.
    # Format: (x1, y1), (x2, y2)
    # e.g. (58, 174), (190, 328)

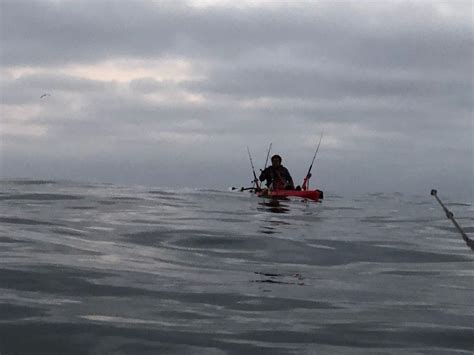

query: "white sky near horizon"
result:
(0, 0), (472, 198)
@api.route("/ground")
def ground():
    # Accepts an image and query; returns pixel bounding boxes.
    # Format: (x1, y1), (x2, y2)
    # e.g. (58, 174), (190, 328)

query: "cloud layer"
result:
(1, 0), (472, 196)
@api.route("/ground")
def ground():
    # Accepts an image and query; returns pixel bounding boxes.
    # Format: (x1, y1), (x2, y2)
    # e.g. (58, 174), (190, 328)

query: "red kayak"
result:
(256, 189), (323, 202)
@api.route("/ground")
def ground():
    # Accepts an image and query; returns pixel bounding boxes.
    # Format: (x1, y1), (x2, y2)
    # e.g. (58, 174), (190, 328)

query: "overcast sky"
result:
(0, 0), (472, 197)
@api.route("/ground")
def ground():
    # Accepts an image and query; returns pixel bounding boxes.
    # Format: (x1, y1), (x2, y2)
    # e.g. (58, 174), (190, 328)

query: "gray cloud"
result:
(129, 78), (172, 93)
(2, 1), (471, 68)
(0, 0), (472, 196)
(185, 66), (470, 105)
(1, 73), (109, 104)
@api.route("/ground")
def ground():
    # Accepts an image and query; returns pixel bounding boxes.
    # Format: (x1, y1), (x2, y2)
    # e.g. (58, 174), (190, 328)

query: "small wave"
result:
(445, 202), (472, 207)
(0, 193), (82, 201)
(361, 216), (434, 224)
(1, 179), (57, 185)
(0, 216), (57, 226)
(0, 303), (46, 320)
(380, 270), (441, 276)
(111, 197), (144, 201)
(148, 190), (178, 196)
(195, 188), (224, 193)
(436, 225), (474, 233)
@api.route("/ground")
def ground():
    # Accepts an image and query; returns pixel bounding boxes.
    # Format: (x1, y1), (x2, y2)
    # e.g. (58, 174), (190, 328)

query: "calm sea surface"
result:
(0, 180), (473, 354)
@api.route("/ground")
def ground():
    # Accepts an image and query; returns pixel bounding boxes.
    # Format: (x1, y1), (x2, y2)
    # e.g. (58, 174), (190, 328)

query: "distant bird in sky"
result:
(40, 93), (51, 99)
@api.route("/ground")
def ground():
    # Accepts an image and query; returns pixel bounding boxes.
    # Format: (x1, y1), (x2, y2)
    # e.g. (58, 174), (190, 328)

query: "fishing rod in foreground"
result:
(302, 130), (324, 191)
(431, 189), (473, 251)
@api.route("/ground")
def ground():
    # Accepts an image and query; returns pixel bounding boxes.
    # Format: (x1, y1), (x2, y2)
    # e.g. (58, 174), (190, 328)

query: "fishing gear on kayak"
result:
(234, 142), (324, 202)
(302, 130), (323, 191)
(230, 186), (258, 192)
(431, 189), (473, 251)
(233, 143), (272, 192)
(246, 146), (261, 190)
(263, 143), (272, 171)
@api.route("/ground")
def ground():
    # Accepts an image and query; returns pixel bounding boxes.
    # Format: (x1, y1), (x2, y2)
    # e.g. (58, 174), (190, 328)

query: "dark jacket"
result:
(259, 165), (294, 190)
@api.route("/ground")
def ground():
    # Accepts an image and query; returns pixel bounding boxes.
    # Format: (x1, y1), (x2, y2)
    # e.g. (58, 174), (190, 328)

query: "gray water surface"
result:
(0, 180), (473, 354)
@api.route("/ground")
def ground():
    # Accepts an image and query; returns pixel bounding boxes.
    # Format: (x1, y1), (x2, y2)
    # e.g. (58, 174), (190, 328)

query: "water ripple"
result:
(0, 180), (472, 354)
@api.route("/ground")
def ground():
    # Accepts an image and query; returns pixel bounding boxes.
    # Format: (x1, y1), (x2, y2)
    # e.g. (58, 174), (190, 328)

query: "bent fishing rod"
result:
(431, 189), (473, 251)
(302, 130), (324, 190)
(247, 146), (261, 190)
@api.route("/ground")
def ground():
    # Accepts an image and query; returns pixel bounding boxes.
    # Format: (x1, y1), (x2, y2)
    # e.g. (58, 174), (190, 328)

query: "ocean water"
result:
(0, 179), (473, 354)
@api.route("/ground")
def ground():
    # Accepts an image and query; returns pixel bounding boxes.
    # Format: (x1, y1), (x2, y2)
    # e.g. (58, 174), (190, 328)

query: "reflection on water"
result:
(253, 271), (305, 286)
(257, 199), (293, 235)
(257, 199), (290, 214)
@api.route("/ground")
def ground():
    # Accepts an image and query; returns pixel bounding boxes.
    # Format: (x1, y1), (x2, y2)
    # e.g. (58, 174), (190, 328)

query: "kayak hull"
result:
(256, 189), (323, 201)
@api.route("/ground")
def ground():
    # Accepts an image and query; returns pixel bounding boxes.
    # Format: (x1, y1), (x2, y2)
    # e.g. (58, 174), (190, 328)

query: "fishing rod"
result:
(431, 189), (473, 251)
(247, 146), (261, 190)
(302, 130), (324, 190)
(263, 142), (273, 170)
(233, 145), (270, 192)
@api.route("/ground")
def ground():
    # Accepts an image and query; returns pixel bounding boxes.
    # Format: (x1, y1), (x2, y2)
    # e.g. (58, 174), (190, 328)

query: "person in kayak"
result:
(259, 154), (295, 190)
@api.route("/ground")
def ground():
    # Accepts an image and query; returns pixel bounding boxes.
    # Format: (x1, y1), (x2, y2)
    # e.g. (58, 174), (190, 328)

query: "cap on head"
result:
(271, 154), (282, 163)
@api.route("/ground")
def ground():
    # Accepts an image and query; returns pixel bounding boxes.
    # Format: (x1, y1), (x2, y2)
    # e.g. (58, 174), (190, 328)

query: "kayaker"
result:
(259, 154), (295, 190)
